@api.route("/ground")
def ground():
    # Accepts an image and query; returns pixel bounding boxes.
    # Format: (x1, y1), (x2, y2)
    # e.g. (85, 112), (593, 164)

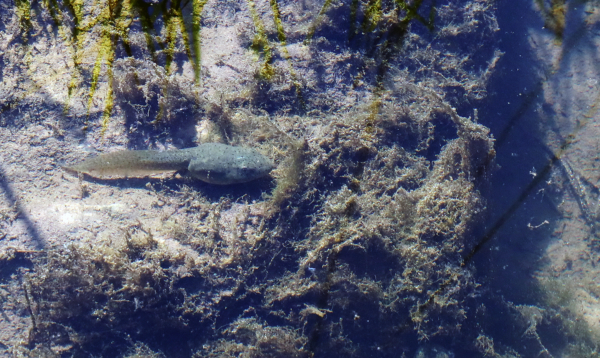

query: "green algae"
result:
(5, 0), (436, 132)
(247, 0), (276, 80)
(362, 0), (382, 33)
(14, 0), (33, 39)
(9, 0), (212, 132)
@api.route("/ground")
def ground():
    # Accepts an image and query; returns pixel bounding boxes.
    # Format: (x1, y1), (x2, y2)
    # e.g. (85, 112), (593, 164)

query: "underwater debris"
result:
(196, 317), (308, 358)
(534, 0), (567, 41)
(26, 233), (206, 355)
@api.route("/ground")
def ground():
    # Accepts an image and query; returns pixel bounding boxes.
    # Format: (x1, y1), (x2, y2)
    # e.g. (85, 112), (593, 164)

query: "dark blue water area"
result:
(467, 0), (583, 348)
(434, 0), (589, 355)
(472, 0), (551, 301)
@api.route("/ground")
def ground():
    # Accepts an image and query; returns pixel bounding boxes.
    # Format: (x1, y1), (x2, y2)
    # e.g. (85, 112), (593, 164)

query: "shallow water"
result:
(0, 0), (599, 357)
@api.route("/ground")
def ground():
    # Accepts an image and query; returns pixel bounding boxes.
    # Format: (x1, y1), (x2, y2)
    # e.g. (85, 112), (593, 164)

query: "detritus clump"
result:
(26, 236), (206, 355)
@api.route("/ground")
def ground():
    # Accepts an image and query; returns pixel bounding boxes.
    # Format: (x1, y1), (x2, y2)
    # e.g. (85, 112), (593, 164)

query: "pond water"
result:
(0, 0), (598, 357)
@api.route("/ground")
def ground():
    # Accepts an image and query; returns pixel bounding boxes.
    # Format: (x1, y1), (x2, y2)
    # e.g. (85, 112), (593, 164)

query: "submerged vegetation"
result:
(0, 0), (597, 357)
(6, 0), (211, 133)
